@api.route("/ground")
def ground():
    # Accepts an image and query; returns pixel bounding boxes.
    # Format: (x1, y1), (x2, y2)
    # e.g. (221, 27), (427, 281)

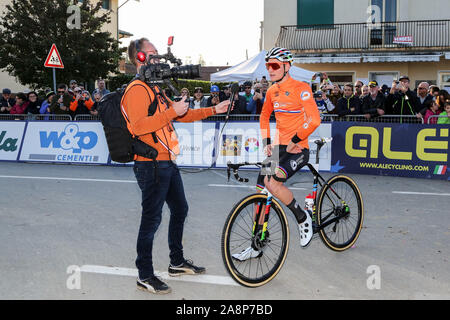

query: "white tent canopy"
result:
(210, 50), (316, 83)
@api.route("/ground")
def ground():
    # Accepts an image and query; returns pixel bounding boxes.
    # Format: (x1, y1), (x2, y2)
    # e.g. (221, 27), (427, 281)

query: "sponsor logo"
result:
(245, 138), (259, 153)
(285, 91), (290, 96)
(301, 91), (311, 101)
(0, 131), (18, 152)
(221, 135), (242, 156)
(290, 160), (297, 170)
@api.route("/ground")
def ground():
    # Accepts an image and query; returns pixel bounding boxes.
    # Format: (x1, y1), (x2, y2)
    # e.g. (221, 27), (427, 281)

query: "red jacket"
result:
(10, 101), (29, 114)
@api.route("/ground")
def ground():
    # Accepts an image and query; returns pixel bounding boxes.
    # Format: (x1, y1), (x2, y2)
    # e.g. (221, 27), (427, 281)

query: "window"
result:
(370, 0), (397, 22)
(102, 0), (110, 10)
(369, 72), (399, 87)
(297, 0), (334, 27)
(438, 72), (450, 93)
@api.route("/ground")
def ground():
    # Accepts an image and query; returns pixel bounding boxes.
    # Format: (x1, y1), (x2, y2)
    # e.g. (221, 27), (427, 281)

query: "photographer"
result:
(206, 85), (221, 107)
(49, 84), (72, 115)
(69, 87), (94, 115)
(386, 76), (420, 118)
(124, 38), (231, 294)
(246, 82), (265, 114)
(314, 90), (335, 116)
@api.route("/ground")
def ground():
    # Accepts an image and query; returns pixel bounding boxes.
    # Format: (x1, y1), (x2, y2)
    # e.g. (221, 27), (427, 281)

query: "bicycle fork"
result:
(251, 192), (273, 250)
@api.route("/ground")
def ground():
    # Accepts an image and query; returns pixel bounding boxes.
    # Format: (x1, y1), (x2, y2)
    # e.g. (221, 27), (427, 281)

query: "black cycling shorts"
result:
(256, 145), (309, 190)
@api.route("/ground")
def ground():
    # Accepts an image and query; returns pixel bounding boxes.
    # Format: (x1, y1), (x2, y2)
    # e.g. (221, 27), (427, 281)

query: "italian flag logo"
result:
(433, 165), (447, 175)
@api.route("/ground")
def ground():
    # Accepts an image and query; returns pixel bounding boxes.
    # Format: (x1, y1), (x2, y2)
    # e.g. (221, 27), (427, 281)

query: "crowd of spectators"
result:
(1, 74), (449, 123)
(0, 78), (110, 118)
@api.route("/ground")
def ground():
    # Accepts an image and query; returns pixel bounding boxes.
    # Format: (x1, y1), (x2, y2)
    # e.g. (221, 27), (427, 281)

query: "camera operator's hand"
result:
(214, 100), (231, 114)
(172, 96), (189, 116)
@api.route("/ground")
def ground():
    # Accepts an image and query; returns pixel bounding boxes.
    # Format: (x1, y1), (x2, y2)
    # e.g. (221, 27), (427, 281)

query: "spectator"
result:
(40, 91), (55, 115)
(423, 99), (440, 124)
(437, 100), (450, 124)
(361, 85), (369, 100)
(26, 91), (42, 114)
(219, 85), (230, 102)
(362, 81), (386, 119)
(354, 80), (364, 97)
(381, 84), (390, 97)
(246, 82), (265, 114)
(327, 84), (342, 113)
(207, 85), (221, 108)
(416, 82), (433, 116)
(241, 81), (254, 107)
(90, 92), (102, 116)
(180, 88), (190, 101)
(386, 76), (420, 118)
(70, 87), (94, 115)
(189, 87), (208, 109)
(437, 90), (450, 112)
(336, 83), (361, 117)
(10, 92), (29, 114)
(92, 79), (110, 97)
(314, 90), (335, 116)
(429, 85), (440, 97)
(230, 90), (248, 114)
(69, 80), (78, 91)
(1, 88), (15, 114)
(49, 84), (72, 115)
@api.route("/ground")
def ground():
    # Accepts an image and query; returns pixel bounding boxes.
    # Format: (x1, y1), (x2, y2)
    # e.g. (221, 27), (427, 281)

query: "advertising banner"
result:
(214, 122), (332, 171)
(20, 122), (109, 164)
(173, 121), (216, 167)
(331, 122), (449, 180)
(0, 121), (26, 161)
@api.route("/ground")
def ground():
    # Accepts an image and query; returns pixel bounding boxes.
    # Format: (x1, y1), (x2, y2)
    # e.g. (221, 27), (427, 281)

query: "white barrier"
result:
(0, 121), (26, 161)
(1, 120), (333, 171)
(19, 122), (110, 164)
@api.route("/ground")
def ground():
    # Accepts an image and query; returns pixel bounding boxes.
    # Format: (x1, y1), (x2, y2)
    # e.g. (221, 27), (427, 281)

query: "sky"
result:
(118, 0), (264, 66)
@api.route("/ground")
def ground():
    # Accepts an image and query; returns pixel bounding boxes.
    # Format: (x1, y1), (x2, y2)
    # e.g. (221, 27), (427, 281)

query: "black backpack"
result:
(97, 81), (158, 163)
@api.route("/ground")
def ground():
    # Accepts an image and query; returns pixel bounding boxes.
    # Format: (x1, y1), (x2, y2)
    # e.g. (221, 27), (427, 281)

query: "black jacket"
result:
(386, 90), (420, 115)
(336, 95), (361, 116)
(362, 92), (386, 117)
(0, 97), (15, 114)
(417, 94), (434, 116)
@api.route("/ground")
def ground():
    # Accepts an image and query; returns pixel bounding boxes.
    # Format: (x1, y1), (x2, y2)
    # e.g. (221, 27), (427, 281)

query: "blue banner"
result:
(331, 122), (449, 180)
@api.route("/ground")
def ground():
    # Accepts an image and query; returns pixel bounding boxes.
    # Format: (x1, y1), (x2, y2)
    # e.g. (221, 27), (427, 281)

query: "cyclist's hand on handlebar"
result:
(286, 141), (303, 154)
(264, 144), (273, 157)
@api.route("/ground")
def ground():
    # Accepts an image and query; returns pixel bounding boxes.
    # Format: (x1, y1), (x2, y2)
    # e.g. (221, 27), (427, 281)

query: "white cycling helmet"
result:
(265, 47), (294, 64)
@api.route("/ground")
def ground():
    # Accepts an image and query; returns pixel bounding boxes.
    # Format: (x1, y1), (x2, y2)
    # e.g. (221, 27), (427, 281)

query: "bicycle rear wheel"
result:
(316, 175), (364, 251)
(221, 193), (289, 287)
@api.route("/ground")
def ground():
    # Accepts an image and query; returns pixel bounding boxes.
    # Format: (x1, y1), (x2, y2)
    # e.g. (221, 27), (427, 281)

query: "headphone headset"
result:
(135, 39), (147, 63)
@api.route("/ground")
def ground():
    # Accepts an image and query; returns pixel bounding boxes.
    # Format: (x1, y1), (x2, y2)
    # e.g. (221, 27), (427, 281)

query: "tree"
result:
(0, 0), (124, 89)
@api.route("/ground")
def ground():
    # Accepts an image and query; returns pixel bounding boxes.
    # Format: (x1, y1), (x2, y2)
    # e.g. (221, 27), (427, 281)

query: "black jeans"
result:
(133, 160), (188, 280)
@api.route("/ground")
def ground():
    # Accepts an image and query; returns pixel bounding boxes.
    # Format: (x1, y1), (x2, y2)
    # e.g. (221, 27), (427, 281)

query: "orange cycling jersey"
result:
(260, 76), (321, 149)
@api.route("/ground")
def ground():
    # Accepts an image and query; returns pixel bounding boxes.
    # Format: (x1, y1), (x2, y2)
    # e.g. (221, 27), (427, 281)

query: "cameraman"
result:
(123, 38), (230, 294)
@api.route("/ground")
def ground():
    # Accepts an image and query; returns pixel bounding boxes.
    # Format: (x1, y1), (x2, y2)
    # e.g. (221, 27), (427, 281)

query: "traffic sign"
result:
(44, 44), (64, 69)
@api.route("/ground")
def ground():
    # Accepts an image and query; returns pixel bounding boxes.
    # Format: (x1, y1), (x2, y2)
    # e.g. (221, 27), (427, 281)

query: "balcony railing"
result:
(276, 20), (450, 53)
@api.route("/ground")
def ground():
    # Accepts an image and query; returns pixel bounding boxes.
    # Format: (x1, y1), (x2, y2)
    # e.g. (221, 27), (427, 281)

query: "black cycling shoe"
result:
(168, 259), (206, 276)
(137, 276), (171, 294)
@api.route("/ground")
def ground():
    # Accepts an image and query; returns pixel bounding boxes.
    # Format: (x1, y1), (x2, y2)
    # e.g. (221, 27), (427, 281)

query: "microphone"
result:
(226, 83), (240, 121)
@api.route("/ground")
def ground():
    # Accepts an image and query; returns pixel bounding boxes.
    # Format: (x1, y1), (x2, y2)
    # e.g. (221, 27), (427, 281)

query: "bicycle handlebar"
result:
(226, 137), (333, 183)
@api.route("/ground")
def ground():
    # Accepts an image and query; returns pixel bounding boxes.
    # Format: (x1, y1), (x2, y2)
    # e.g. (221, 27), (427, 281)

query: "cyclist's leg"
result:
(264, 148), (310, 223)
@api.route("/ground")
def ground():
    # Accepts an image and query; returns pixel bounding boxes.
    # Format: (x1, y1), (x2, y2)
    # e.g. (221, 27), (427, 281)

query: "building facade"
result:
(264, 0), (450, 90)
(0, 0), (119, 92)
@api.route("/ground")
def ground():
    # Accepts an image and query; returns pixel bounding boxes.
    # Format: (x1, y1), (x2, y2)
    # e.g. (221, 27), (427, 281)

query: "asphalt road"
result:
(0, 162), (449, 300)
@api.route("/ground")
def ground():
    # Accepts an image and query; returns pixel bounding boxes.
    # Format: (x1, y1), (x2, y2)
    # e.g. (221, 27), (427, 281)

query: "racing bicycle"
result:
(221, 138), (364, 287)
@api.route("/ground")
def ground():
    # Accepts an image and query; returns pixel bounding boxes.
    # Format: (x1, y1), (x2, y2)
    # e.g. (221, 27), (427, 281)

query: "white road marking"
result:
(0, 175), (136, 183)
(209, 183), (307, 190)
(80, 265), (239, 287)
(392, 191), (450, 196)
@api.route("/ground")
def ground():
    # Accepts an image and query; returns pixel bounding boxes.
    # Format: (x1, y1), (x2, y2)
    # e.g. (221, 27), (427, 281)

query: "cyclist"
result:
(232, 47), (321, 261)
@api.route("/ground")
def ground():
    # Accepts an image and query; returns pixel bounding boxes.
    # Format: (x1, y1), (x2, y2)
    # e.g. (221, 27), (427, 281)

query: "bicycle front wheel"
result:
(316, 175), (364, 251)
(221, 193), (289, 287)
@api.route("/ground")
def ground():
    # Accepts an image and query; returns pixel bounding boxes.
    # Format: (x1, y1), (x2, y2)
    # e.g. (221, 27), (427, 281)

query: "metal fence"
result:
(276, 19), (450, 52)
(427, 115), (449, 124)
(0, 113), (429, 124)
